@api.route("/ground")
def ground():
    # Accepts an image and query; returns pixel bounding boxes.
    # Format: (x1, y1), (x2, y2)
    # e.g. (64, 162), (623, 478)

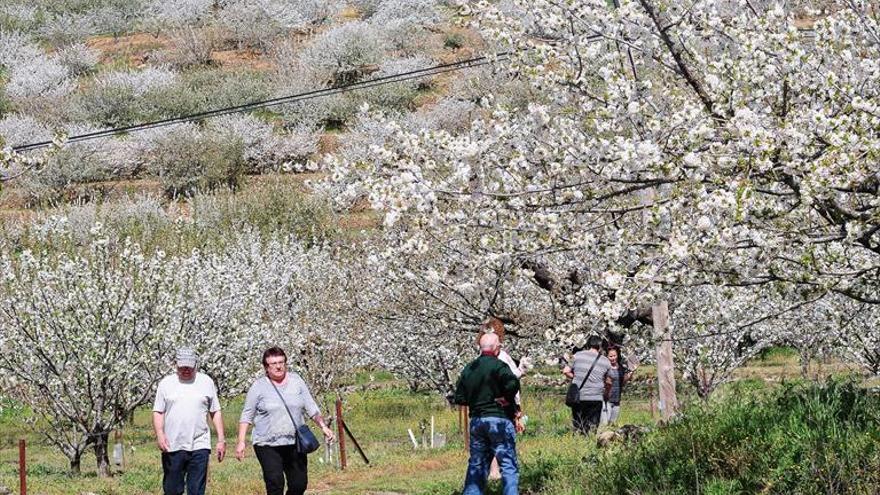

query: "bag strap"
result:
(576, 353), (601, 393)
(267, 376), (301, 431)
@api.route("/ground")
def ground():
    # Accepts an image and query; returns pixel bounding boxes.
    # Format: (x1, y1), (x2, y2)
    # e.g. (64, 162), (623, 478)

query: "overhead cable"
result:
(12, 52), (511, 153)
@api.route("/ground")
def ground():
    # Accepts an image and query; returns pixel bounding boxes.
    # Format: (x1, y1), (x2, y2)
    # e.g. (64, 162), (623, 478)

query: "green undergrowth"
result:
(757, 345), (798, 362)
(0, 179), (340, 258)
(540, 377), (880, 495)
(1, 379), (877, 494)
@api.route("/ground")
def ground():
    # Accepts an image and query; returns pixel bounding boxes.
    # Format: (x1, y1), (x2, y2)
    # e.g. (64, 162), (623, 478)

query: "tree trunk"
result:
(69, 452), (82, 475)
(697, 364), (712, 401)
(800, 349), (811, 379)
(93, 431), (111, 477)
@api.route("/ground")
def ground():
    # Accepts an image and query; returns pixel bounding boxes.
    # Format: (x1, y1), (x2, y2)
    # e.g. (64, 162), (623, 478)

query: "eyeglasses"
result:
(265, 360), (287, 367)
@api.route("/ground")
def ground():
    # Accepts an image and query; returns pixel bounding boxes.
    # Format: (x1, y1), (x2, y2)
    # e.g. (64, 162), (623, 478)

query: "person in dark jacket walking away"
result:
(454, 332), (521, 495)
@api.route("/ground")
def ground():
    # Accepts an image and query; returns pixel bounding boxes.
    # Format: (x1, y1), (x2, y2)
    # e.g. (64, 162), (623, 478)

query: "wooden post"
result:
(653, 301), (678, 421)
(637, 186), (678, 421)
(335, 398), (347, 470)
(19, 439), (26, 495)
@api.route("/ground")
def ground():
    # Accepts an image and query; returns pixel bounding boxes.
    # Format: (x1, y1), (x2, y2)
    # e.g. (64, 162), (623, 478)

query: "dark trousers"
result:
(571, 400), (603, 434)
(254, 444), (308, 495)
(161, 449), (210, 495)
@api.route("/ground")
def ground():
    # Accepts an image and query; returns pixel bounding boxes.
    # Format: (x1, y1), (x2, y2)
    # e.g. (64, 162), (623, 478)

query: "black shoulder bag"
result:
(268, 378), (321, 454)
(565, 354), (600, 408)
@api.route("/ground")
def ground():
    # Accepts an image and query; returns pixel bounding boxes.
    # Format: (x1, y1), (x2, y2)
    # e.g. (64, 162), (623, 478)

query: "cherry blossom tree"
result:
(164, 233), (368, 400)
(0, 215), (376, 473)
(320, 0), (880, 374)
(145, 0), (214, 29)
(217, 0), (308, 49)
(667, 285), (831, 398)
(0, 236), (184, 475)
(826, 294), (880, 375)
(0, 30), (74, 101)
(0, 116), (66, 189)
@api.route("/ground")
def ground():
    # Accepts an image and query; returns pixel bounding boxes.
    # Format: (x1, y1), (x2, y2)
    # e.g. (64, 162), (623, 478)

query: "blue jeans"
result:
(161, 449), (210, 495)
(463, 416), (519, 495)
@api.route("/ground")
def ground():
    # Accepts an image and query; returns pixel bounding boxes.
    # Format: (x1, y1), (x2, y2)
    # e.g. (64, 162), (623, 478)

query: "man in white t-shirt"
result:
(153, 348), (225, 495)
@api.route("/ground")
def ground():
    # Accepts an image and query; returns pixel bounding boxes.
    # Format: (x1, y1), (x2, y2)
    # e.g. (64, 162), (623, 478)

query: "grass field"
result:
(0, 371), (650, 494)
(0, 387), (625, 495)
(0, 351), (876, 495)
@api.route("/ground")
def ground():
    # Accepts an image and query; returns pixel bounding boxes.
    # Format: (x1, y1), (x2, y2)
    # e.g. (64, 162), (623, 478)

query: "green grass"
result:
(1, 375), (877, 494)
(0, 177), (340, 258)
(756, 345), (799, 364)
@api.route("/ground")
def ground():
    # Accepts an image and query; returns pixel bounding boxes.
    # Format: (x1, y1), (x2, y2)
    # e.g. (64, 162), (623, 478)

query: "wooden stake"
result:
(638, 187), (678, 421)
(653, 301), (679, 421)
(341, 421), (369, 464)
(335, 398), (347, 470)
(19, 439), (26, 495)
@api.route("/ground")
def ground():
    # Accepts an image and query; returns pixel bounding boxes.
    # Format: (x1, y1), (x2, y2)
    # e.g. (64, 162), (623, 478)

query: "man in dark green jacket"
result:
(454, 333), (520, 495)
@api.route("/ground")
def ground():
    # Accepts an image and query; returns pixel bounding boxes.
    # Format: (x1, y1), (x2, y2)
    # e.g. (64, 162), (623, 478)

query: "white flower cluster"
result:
(320, 0), (880, 393)
(206, 115), (319, 173)
(0, 114), (52, 148)
(220, 0), (304, 47)
(146, 0), (214, 28)
(369, 0), (442, 53)
(0, 30), (74, 100)
(299, 21), (384, 79)
(0, 227), (368, 471)
(94, 66), (178, 98)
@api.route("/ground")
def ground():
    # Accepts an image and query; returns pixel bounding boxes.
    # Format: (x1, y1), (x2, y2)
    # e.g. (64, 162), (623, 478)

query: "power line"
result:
(11, 52), (511, 153)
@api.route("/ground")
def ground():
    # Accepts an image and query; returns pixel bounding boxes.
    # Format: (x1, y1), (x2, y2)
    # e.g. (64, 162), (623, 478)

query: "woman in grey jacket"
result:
(562, 336), (612, 434)
(235, 347), (335, 495)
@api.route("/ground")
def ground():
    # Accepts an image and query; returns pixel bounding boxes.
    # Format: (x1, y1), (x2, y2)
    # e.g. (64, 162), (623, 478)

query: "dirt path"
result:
(306, 449), (465, 495)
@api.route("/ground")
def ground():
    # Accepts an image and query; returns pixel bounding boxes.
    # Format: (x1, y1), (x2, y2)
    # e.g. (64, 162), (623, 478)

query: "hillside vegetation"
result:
(0, 0), (514, 205)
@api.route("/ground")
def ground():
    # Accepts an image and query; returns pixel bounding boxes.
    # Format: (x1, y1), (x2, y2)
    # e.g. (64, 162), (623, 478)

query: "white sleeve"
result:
(152, 379), (166, 413)
(499, 351), (523, 378)
(239, 381), (260, 424)
(207, 377), (221, 413)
